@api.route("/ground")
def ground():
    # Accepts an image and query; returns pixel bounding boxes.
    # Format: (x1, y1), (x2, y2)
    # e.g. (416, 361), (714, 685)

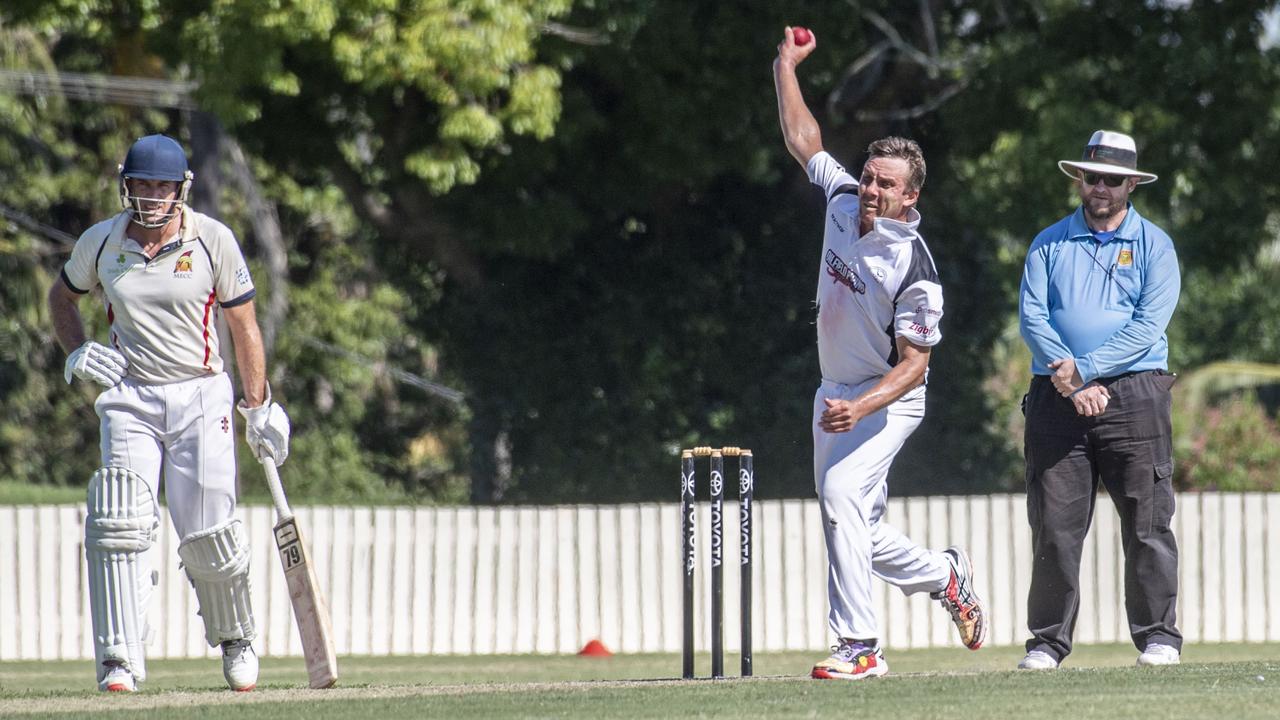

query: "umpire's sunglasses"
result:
(1080, 172), (1128, 188)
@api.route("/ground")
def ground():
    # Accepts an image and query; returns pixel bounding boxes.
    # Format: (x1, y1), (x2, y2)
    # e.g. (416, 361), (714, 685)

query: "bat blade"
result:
(274, 517), (339, 688)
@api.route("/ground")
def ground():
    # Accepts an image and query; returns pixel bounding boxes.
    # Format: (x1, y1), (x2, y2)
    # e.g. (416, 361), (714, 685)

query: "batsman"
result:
(47, 134), (291, 692)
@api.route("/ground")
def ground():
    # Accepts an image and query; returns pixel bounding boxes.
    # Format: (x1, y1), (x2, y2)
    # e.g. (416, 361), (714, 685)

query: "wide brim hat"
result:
(1057, 130), (1158, 184)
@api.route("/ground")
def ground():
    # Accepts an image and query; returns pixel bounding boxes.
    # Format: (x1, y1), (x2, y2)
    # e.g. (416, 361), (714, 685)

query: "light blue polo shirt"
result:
(1019, 204), (1180, 383)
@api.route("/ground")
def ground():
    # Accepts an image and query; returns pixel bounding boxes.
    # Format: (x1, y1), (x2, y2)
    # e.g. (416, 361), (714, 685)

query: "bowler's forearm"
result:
(851, 358), (927, 418)
(773, 59), (823, 166)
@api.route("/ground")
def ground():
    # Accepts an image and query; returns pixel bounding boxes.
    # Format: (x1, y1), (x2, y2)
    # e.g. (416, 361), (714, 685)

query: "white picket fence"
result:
(1, 493), (1278, 661)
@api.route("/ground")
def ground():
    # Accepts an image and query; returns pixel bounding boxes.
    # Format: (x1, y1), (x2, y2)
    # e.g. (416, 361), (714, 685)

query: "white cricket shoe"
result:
(811, 640), (889, 680)
(1137, 643), (1180, 666)
(99, 660), (138, 692)
(222, 639), (259, 691)
(1017, 650), (1059, 670)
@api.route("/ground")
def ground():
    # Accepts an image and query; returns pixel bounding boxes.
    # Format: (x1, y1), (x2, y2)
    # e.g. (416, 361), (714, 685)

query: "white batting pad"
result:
(85, 466), (159, 683)
(178, 518), (257, 646)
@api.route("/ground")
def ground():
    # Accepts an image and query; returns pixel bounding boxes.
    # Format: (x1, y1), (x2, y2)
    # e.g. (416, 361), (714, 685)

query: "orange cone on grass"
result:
(578, 639), (613, 657)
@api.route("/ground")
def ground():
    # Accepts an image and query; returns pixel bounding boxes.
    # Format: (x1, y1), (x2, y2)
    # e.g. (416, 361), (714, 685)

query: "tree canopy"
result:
(2, 0), (1279, 503)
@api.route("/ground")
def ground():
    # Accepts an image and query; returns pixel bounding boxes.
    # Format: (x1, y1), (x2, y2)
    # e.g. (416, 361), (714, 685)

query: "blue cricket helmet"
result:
(120, 134), (189, 180)
(118, 134), (194, 228)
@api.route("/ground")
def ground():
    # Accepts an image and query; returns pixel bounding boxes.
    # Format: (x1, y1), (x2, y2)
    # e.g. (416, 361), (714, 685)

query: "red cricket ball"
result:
(793, 27), (812, 46)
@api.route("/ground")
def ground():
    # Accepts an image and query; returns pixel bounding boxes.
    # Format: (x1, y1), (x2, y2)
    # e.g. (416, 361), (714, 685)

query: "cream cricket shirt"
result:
(806, 151), (944, 386)
(61, 208), (256, 384)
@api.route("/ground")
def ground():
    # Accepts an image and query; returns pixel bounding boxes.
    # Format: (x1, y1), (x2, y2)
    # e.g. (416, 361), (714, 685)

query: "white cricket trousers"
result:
(95, 372), (240, 538)
(813, 378), (950, 642)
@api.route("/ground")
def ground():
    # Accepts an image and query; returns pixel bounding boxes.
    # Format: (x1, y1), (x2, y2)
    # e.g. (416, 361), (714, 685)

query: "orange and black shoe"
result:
(932, 546), (987, 650)
(811, 639), (888, 680)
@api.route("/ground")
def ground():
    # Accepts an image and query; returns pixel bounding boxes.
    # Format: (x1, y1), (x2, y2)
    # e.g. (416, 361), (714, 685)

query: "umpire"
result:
(1017, 130), (1182, 670)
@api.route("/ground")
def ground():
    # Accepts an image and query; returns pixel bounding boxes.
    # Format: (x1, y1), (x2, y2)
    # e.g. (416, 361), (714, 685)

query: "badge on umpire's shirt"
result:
(1117, 249), (1133, 267)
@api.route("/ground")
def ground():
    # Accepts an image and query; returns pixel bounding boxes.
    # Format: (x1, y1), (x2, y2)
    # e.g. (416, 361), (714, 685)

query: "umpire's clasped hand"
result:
(1048, 358), (1085, 397)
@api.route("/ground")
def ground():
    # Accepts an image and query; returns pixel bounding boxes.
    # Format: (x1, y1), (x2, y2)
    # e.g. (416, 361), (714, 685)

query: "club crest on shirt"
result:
(825, 249), (866, 294)
(103, 251), (130, 280)
(1117, 249), (1133, 267)
(173, 250), (194, 278)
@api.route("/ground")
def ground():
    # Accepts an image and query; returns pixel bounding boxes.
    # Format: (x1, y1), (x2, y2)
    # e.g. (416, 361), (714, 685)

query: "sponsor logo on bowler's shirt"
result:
(1117, 249), (1133, 267)
(173, 250), (195, 278)
(911, 305), (941, 338)
(825, 249), (866, 294)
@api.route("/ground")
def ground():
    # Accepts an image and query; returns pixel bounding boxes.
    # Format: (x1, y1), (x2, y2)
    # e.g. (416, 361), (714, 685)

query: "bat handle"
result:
(260, 459), (295, 522)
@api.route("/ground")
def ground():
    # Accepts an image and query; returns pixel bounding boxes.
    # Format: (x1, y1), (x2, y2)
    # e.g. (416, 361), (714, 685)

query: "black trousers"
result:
(1023, 370), (1182, 661)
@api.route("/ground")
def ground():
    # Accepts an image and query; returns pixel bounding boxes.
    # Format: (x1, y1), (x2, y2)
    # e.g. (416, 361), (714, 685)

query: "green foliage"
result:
(238, 161), (469, 503)
(5, 0), (1280, 503)
(1175, 390), (1280, 492)
(979, 320), (1034, 492)
(167, 0), (570, 194)
(0, 8), (471, 503)
(1173, 360), (1280, 418)
(0, 479), (84, 504)
(268, 240), (470, 502)
(1169, 261), (1280, 371)
(236, 434), (409, 506)
(0, 21), (157, 488)
(1171, 361), (1280, 491)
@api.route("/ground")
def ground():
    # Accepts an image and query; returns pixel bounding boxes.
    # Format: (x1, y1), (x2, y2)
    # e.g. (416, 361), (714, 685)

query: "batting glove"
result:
(64, 341), (128, 387)
(237, 387), (291, 466)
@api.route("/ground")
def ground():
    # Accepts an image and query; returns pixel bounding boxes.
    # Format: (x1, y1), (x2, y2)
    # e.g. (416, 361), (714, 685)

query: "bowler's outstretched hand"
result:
(777, 26), (818, 67)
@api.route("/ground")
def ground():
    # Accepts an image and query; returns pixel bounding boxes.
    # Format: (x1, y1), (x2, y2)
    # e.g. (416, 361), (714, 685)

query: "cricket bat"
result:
(261, 459), (339, 689)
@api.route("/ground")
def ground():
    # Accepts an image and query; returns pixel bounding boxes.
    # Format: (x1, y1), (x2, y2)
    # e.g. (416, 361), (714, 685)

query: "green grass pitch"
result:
(2, 644), (1278, 718)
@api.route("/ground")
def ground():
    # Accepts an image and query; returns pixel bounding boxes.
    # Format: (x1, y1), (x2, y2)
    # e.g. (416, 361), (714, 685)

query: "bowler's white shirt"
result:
(807, 152), (944, 386)
(62, 207), (256, 384)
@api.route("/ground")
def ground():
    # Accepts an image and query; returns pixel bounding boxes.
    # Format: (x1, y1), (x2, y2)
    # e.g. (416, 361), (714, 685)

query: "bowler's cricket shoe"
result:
(932, 546), (987, 650)
(99, 660), (137, 692)
(222, 639), (259, 691)
(811, 640), (888, 680)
